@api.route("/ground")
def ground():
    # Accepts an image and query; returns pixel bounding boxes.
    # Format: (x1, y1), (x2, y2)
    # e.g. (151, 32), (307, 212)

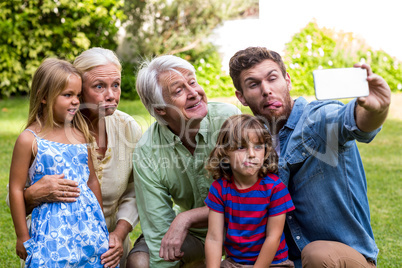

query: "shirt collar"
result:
(158, 114), (209, 145)
(197, 115), (209, 143)
(284, 97), (309, 130)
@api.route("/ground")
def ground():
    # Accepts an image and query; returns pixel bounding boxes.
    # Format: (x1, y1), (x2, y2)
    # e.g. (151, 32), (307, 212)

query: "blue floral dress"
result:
(23, 129), (110, 267)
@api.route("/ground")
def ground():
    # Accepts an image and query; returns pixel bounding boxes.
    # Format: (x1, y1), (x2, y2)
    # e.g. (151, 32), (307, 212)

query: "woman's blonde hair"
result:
(206, 114), (278, 180)
(27, 58), (92, 143)
(73, 47), (121, 74)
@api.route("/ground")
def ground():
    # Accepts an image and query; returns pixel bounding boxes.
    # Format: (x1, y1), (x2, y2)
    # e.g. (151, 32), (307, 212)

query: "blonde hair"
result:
(206, 114), (278, 180)
(73, 47), (122, 74)
(27, 58), (92, 143)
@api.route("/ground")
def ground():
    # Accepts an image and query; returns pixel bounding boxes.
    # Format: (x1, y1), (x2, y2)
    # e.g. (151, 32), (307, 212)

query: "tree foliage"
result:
(177, 44), (235, 98)
(0, 0), (124, 97)
(119, 0), (257, 100)
(120, 0), (258, 60)
(284, 21), (402, 95)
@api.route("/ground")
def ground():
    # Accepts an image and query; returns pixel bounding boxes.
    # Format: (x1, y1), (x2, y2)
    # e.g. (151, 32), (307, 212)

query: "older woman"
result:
(18, 48), (141, 268)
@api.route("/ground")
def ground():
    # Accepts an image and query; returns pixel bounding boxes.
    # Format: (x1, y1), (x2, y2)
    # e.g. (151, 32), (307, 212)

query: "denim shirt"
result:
(278, 97), (380, 266)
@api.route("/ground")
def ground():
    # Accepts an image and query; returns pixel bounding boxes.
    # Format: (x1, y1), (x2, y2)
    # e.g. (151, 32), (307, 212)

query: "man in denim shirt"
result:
(229, 47), (391, 268)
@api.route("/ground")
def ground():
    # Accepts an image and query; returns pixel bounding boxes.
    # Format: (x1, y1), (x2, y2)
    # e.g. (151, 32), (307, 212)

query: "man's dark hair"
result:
(229, 47), (287, 93)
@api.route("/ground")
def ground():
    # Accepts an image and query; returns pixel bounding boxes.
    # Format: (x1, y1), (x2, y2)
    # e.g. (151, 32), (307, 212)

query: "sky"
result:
(213, 0), (402, 72)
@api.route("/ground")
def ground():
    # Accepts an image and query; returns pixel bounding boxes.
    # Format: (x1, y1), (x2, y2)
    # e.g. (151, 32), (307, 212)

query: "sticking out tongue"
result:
(267, 101), (282, 108)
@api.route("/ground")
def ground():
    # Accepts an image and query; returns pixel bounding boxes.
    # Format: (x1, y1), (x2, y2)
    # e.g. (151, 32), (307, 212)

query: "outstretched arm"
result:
(354, 63), (391, 132)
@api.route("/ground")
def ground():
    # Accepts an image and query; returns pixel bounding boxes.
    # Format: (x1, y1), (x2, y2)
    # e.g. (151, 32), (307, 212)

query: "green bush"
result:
(284, 21), (402, 95)
(0, 0), (124, 98)
(178, 45), (235, 98)
(120, 44), (235, 100)
(357, 49), (402, 92)
(119, 0), (256, 100)
(121, 60), (139, 100)
(122, 0), (258, 57)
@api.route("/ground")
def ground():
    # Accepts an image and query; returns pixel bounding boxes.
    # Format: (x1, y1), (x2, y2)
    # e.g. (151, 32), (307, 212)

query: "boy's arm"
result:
(254, 214), (286, 268)
(205, 209), (224, 268)
(9, 132), (35, 260)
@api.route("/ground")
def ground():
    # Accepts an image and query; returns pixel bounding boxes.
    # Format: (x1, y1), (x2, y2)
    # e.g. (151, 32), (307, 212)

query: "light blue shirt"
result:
(278, 97), (380, 267)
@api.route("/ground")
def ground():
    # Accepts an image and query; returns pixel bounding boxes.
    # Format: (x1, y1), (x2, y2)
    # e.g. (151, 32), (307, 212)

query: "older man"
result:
(229, 47), (391, 268)
(126, 55), (240, 268)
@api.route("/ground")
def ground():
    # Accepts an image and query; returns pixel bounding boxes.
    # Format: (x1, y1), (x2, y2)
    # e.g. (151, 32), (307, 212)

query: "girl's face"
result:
(52, 74), (82, 125)
(227, 131), (265, 185)
(81, 64), (121, 118)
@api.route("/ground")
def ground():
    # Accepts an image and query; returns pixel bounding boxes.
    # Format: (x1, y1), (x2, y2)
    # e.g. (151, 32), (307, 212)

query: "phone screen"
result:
(313, 68), (369, 100)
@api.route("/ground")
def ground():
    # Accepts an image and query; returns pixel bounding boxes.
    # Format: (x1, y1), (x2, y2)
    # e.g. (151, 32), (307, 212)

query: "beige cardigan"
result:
(91, 110), (142, 267)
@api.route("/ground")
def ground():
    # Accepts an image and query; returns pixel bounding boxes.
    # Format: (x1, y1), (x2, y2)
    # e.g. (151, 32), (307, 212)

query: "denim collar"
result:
(283, 97), (309, 131)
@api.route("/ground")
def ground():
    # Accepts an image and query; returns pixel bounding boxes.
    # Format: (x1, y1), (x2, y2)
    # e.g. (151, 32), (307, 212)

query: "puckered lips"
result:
(243, 160), (260, 167)
(100, 104), (118, 110)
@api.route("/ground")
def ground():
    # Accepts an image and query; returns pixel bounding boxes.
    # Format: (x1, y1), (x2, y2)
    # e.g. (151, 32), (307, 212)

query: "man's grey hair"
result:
(136, 55), (196, 124)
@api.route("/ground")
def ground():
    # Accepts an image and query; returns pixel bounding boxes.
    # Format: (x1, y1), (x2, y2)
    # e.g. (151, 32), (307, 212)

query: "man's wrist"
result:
(175, 211), (192, 230)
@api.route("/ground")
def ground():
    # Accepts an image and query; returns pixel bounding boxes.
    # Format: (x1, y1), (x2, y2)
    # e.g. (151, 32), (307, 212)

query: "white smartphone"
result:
(313, 68), (369, 100)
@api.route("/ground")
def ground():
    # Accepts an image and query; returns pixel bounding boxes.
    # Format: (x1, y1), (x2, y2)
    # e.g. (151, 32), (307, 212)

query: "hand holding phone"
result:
(313, 68), (369, 100)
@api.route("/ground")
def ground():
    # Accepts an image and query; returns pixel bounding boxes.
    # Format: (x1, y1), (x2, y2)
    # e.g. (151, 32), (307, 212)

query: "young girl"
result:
(9, 58), (109, 267)
(205, 114), (295, 268)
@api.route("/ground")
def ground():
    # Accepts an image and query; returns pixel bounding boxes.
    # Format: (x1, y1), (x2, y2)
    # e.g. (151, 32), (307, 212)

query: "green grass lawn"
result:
(0, 97), (401, 267)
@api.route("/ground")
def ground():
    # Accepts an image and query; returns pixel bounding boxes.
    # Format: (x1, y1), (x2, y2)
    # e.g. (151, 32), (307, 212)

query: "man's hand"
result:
(159, 206), (209, 262)
(159, 213), (188, 261)
(354, 63), (391, 132)
(355, 63), (391, 113)
(24, 174), (80, 213)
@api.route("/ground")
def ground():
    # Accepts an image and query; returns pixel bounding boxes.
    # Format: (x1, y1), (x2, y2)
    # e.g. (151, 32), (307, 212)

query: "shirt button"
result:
(302, 152), (306, 157)
(288, 216), (292, 219)
(296, 236), (300, 240)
